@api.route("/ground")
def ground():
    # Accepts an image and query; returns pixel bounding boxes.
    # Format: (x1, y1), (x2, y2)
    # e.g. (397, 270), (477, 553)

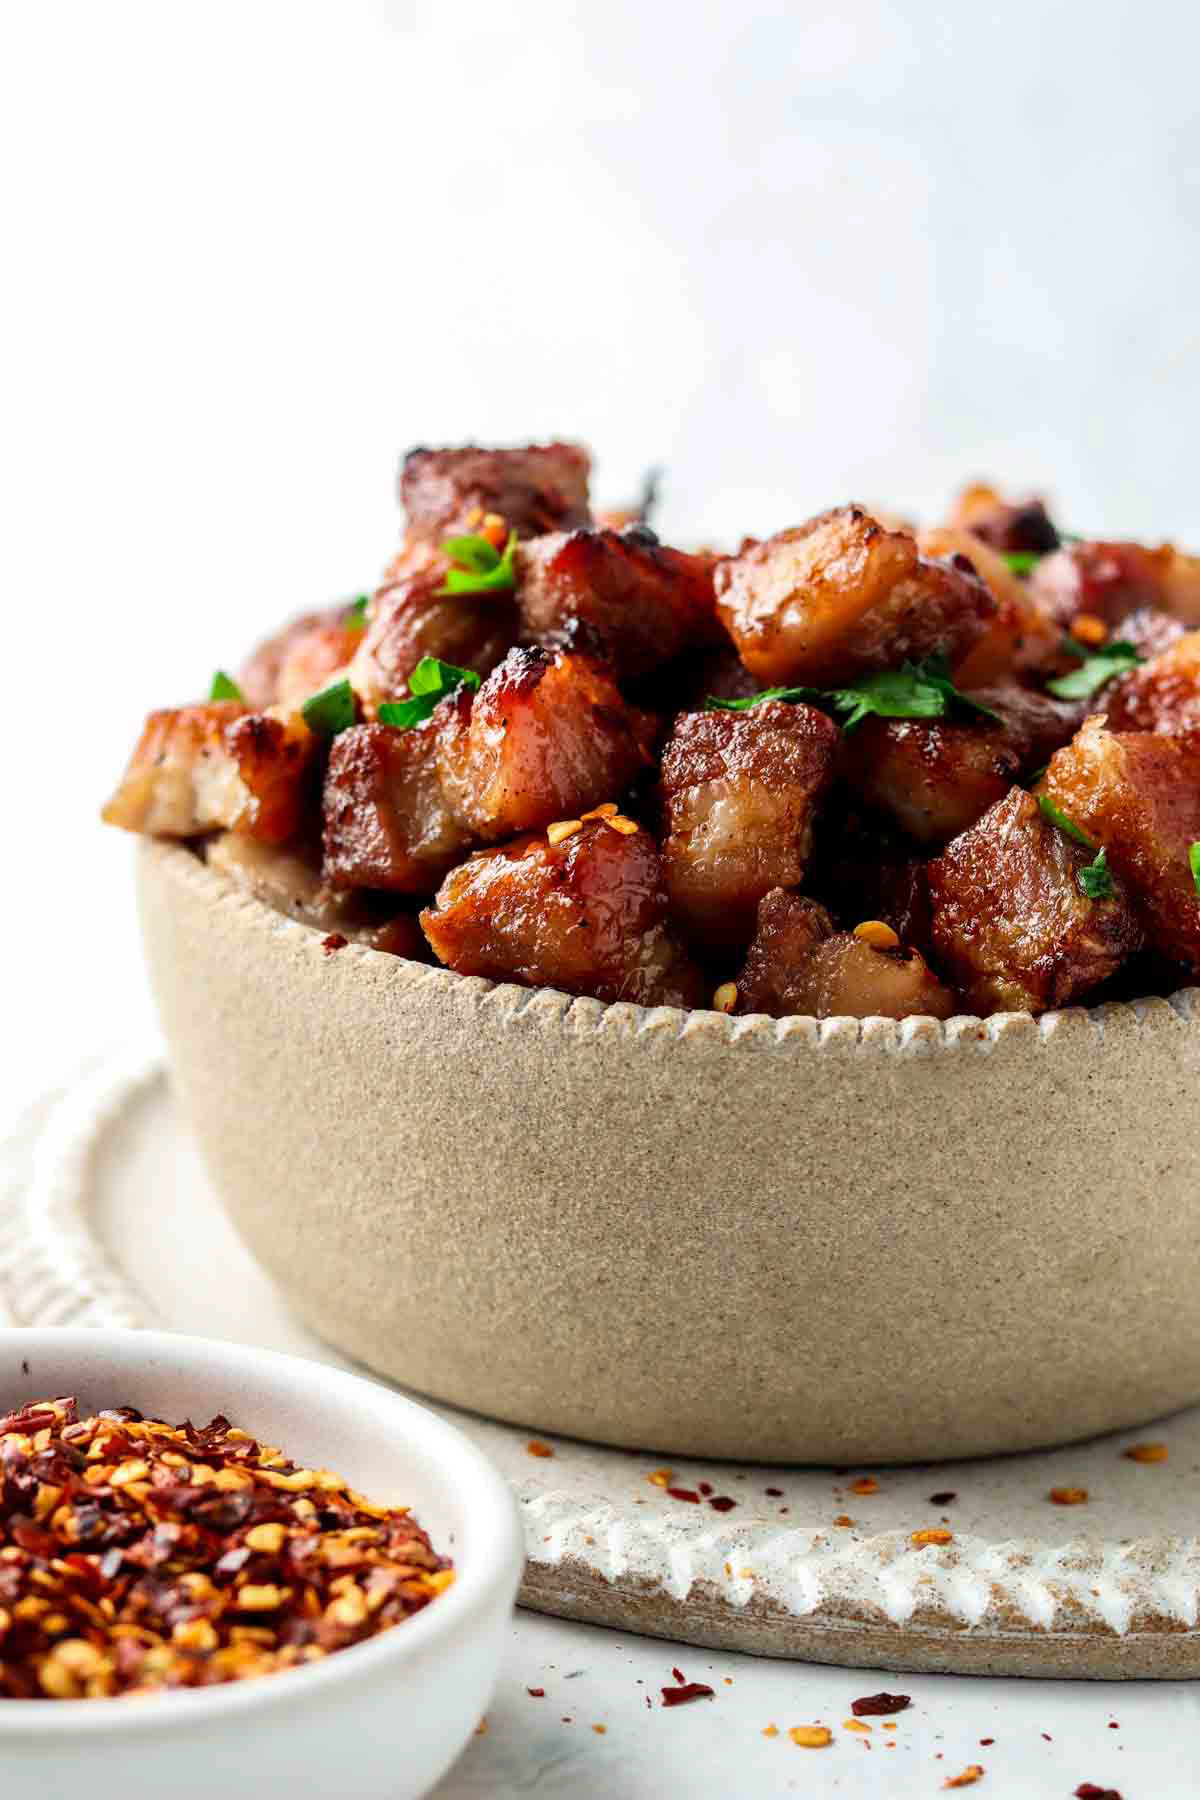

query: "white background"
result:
(2, 3), (1198, 1788)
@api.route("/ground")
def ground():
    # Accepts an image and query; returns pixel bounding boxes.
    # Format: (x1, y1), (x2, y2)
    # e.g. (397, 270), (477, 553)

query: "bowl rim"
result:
(140, 837), (1200, 1054)
(0, 1326), (523, 1735)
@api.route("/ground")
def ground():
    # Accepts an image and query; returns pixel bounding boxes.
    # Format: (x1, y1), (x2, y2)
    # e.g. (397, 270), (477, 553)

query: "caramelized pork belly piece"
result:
(399, 442), (592, 542)
(1104, 631), (1200, 733)
(274, 615), (364, 710)
(437, 647), (655, 840)
(205, 832), (426, 956)
(839, 679), (1085, 848)
(945, 484), (1060, 555)
(1031, 541), (1200, 635)
(735, 891), (956, 1019)
(660, 701), (839, 948)
(102, 703), (317, 844)
(421, 817), (705, 1007)
(515, 526), (721, 681)
(917, 527), (1059, 684)
(351, 541), (517, 710)
(238, 607), (352, 709)
(927, 786), (1142, 1013)
(731, 890), (834, 1014)
(1040, 718), (1200, 971)
(322, 721), (470, 893)
(714, 507), (995, 688)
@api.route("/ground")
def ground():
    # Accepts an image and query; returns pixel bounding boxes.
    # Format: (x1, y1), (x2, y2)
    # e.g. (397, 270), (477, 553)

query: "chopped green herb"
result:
(1191, 842), (1200, 898)
(209, 670), (244, 702)
(301, 678), (356, 736)
(1078, 847), (1114, 901)
(1047, 637), (1143, 700)
(346, 594), (370, 626)
(377, 656), (482, 730)
(705, 654), (1000, 733)
(438, 531), (519, 596)
(1037, 792), (1097, 849)
(1003, 551), (1041, 577)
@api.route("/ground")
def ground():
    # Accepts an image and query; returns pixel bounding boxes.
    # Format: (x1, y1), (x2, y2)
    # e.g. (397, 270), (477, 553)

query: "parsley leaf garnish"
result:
(209, 670), (244, 702)
(377, 656), (482, 730)
(706, 655), (999, 733)
(1003, 551), (1041, 576)
(438, 531), (519, 596)
(1047, 637), (1143, 700)
(1037, 793), (1097, 849)
(1078, 847), (1114, 901)
(345, 594), (369, 627)
(1190, 842), (1200, 897)
(301, 678), (356, 736)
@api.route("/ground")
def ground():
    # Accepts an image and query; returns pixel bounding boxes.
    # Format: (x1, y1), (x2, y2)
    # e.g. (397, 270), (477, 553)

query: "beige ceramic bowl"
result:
(137, 839), (1200, 1466)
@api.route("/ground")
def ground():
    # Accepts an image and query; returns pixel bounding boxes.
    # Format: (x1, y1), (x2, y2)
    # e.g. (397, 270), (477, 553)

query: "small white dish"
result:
(0, 1328), (523, 1800)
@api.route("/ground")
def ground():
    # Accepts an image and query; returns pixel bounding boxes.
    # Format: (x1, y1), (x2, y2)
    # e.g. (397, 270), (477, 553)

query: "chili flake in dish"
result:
(103, 444), (1200, 1021)
(0, 1398), (452, 1699)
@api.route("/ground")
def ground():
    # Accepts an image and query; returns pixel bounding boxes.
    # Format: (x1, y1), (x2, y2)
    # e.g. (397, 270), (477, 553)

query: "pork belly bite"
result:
(420, 817), (705, 1007)
(102, 703), (317, 844)
(436, 646), (655, 840)
(399, 442), (592, 542)
(239, 607), (352, 709)
(1040, 717), (1200, 972)
(1030, 540), (1200, 635)
(917, 526), (1059, 684)
(712, 507), (995, 688)
(350, 541), (517, 711)
(321, 721), (470, 893)
(944, 483), (1061, 555)
(734, 892), (956, 1019)
(516, 526), (721, 681)
(1104, 630), (1200, 733)
(927, 785), (1142, 1014)
(660, 701), (839, 948)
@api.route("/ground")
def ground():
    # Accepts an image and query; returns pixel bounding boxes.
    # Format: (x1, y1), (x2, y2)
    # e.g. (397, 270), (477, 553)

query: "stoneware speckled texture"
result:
(137, 840), (1200, 1466)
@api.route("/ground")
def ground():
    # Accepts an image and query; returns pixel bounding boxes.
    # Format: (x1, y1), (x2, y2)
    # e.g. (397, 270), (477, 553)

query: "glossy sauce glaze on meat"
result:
(104, 442), (1200, 1020)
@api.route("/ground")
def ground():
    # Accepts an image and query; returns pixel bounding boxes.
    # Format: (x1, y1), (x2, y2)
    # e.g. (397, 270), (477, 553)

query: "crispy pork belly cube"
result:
(436, 647), (655, 840)
(1029, 540), (1200, 634)
(274, 615), (364, 710)
(1041, 718), (1200, 971)
(927, 786), (1142, 1013)
(1104, 630), (1200, 734)
(731, 890), (835, 1015)
(735, 892), (956, 1019)
(399, 442), (592, 542)
(659, 701), (839, 949)
(238, 607), (352, 709)
(350, 541), (517, 711)
(516, 526), (721, 681)
(420, 817), (705, 1007)
(918, 526), (1059, 684)
(944, 484), (1060, 555)
(839, 717), (1018, 847)
(713, 507), (995, 688)
(102, 703), (316, 844)
(321, 722), (470, 894)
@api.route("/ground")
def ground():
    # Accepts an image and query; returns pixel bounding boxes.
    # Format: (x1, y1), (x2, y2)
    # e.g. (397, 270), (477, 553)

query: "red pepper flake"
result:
(930, 1490), (958, 1505)
(911, 1528), (954, 1547)
(851, 1692), (911, 1717)
(709, 1495), (737, 1513)
(833, 1513), (854, 1527)
(321, 932), (348, 954)
(527, 1687), (545, 1697)
(849, 1476), (879, 1495)
(1107, 1720), (1119, 1728)
(526, 1439), (555, 1458)
(592, 1724), (606, 1734)
(943, 1767), (985, 1789)
(1049, 1486), (1089, 1505)
(667, 1487), (700, 1504)
(1074, 1787), (1123, 1799)
(979, 1737), (994, 1745)
(697, 1481), (713, 1496)
(1122, 1442), (1167, 1462)
(1042, 1733), (1053, 1741)
(661, 1681), (714, 1707)
(765, 1486), (783, 1497)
